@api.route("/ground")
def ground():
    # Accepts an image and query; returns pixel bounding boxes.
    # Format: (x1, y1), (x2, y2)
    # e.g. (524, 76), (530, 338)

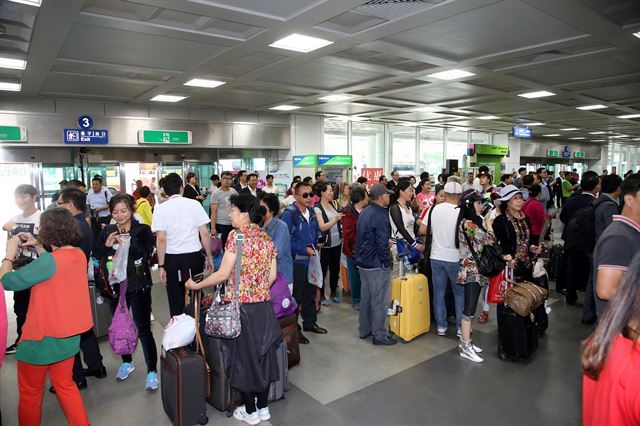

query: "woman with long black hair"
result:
(389, 179), (423, 277)
(314, 182), (343, 304)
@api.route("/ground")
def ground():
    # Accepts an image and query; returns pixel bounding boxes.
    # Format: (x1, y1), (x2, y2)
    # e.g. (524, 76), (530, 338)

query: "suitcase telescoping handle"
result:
(183, 271), (212, 397)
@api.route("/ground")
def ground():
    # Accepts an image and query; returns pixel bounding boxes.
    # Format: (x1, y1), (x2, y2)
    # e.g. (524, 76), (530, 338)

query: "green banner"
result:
(475, 145), (509, 156)
(573, 151), (585, 158)
(293, 155), (318, 168)
(318, 155), (352, 167)
(547, 149), (559, 157)
(0, 126), (27, 142)
(138, 130), (192, 144)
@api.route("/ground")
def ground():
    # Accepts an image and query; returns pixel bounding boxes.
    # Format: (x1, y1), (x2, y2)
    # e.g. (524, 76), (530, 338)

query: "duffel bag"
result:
(505, 281), (548, 317)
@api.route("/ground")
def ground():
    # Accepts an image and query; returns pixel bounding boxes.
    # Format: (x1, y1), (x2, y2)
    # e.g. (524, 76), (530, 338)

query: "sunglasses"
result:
(297, 192), (312, 198)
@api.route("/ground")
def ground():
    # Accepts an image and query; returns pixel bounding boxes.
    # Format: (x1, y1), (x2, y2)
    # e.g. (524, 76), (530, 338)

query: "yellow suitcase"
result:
(389, 273), (430, 342)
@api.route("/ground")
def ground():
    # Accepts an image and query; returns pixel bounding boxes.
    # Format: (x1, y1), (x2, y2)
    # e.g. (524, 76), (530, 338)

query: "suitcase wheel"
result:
(498, 350), (508, 361)
(198, 414), (208, 425)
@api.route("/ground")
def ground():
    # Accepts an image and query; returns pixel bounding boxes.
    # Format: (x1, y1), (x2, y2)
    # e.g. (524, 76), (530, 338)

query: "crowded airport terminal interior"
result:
(1, 0), (640, 425)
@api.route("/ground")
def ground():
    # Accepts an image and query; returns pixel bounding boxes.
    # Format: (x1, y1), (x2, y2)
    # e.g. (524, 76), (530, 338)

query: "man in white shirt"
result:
(210, 171), (238, 247)
(428, 181), (464, 337)
(86, 177), (112, 243)
(2, 184), (42, 354)
(152, 173), (213, 316)
(262, 174), (279, 195)
(461, 172), (474, 192)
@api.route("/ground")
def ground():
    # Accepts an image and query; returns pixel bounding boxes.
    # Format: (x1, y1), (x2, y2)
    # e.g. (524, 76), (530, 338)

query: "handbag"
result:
(487, 265), (512, 304)
(505, 281), (548, 317)
(462, 224), (503, 277)
(396, 239), (421, 265)
(270, 272), (297, 319)
(210, 233), (222, 257)
(308, 253), (323, 288)
(108, 280), (138, 355)
(205, 229), (243, 339)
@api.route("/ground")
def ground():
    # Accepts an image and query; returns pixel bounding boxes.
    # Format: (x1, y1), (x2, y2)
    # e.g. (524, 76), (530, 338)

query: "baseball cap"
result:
(459, 189), (483, 205)
(369, 183), (393, 199)
(477, 170), (492, 180)
(443, 181), (463, 194)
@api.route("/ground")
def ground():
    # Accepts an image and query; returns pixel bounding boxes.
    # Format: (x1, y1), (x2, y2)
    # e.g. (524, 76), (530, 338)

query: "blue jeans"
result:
(346, 256), (361, 305)
(431, 259), (464, 331)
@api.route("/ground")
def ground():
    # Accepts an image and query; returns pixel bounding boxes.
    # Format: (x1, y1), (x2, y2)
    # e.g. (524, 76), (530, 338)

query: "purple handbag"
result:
(270, 272), (297, 319)
(108, 280), (138, 355)
(211, 233), (222, 257)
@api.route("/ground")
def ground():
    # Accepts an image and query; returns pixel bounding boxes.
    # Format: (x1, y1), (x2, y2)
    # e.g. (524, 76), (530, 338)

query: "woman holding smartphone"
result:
(314, 182), (344, 304)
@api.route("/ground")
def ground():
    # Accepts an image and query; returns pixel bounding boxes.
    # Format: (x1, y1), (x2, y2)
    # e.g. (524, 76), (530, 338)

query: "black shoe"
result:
(49, 379), (87, 394)
(298, 332), (310, 344)
(372, 337), (397, 346)
(359, 333), (372, 339)
(303, 324), (328, 334)
(5, 344), (17, 354)
(83, 366), (107, 379)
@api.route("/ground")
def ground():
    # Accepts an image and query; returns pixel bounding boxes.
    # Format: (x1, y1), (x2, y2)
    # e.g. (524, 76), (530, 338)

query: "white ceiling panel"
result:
(216, 52), (289, 77)
(195, 89), (290, 108)
(383, 83), (491, 104)
(41, 74), (156, 99)
(303, 103), (386, 115)
(193, 0), (323, 20)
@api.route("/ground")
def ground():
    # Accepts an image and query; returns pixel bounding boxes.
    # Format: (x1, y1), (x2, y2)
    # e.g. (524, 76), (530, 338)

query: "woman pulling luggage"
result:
(94, 194), (158, 391)
(186, 194), (281, 426)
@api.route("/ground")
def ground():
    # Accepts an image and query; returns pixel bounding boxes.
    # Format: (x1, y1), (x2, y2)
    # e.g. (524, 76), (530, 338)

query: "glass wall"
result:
(419, 128), (444, 177)
(324, 119), (348, 155)
(390, 125), (417, 177)
(351, 122), (385, 175)
(446, 129), (468, 170)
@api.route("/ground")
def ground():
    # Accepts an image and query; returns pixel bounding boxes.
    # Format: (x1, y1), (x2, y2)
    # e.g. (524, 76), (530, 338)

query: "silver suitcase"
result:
(89, 284), (112, 338)
(268, 339), (289, 402)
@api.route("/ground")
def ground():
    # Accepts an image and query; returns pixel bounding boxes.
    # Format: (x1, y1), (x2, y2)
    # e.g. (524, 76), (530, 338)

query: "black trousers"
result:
(165, 251), (204, 317)
(240, 387), (269, 414)
(12, 288), (30, 345)
(582, 263), (597, 323)
(109, 286), (158, 373)
(217, 224), (234, 248)
(320, 245), (341, 298)
(293, 263), (317, 329)
(564, 250), (590, 305)
(72, 329), (104, 382)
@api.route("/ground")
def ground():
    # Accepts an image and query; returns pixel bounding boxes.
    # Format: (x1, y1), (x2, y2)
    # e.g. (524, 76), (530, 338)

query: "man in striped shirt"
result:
(593, 174), (640, 319)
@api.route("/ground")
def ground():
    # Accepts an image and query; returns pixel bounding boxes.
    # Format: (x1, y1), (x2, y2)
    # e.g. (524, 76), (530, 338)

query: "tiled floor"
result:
(1, 279), (590, 425)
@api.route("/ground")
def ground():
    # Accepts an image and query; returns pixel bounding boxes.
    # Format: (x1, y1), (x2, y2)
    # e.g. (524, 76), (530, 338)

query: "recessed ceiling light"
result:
(518, 91), (555, 99)
(522, 122), (545, 126)
(150, 94), (186, 102)
(611, 135), (627, 139)
(618, 114), (640, 119)
(269, 34), (333, 53)
(570, 137), (585, 140)
(560, 128), (579, 131)
(477, 115), (499, 120)
(589, 131), (606, 134)
(270, 105), (300, 111)
(8, 0), (41, 6)
(183, 78), (225, 88)
(542, 134), (560, 137)
(427, 69), (475, 80)
(410, 106), (438, 112)
(577, 104), (607, 110)
(591, 139), (605, 142)
(319, 94), (352, 102)
(0, 57), (27, 70)
(451, 109), (469, 114)
(0, 82), (21, 91)
(328, 115), (368, 122)
(634, 31), (640, 39)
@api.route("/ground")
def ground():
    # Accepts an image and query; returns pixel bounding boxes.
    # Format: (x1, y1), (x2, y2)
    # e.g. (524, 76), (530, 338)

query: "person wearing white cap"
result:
(427, 180), (465, 337)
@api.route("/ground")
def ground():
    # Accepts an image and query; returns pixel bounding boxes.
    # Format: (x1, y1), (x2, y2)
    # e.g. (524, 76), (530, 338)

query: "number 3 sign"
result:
(78, 115), (93, 130)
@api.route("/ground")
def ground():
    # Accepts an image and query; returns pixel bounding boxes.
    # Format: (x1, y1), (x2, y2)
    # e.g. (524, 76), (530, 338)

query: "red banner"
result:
(360, 168), (384, 189)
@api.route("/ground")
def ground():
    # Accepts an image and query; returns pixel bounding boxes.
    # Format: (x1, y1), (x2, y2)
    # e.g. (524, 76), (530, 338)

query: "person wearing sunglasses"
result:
(281, 181), (328, 339)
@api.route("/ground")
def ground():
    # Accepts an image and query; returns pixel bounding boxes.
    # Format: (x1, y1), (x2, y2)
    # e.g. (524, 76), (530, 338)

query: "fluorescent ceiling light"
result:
(542, 134), (560, 137)
(618, 114), (640, 119)
(634, 31), (640, 39)
(183, 78), (225, 88)
(577, 104), (607, 110)
(477, 115), (499, 120)
(0, 82), (21, 92)
(328, 115), (368, 122)
(428, 69), (475, 80)
(560, 128), (579, 131)
(591, 139), (605, 142)
(150, 94), (186, 102)
(410, 106), (438, 112)
(518, 90), (555, 99)
(270, 105), (300, 111)
(589, 131), (606, 134)
(8, 0), (41, 6)
(319, 94), (352, 102)
(611, 135), (627, 139)
(269, 34), (333, 53)
(570, 137), (585, 140)
(522, 122), (545, 126)
(451, 109), (469, 114)
(0, 57), (27, 70)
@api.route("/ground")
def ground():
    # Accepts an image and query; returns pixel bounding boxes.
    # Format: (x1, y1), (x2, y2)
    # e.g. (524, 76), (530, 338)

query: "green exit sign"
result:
(0, 125), (27, 142)
(574, 151), (585, 158)
(547, 149), (559, 157)
(138, 129), (192, 144)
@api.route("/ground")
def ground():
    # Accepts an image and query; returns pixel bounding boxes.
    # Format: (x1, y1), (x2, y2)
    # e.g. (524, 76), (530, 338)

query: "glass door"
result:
(185, 161), (217, 216)
(41, 164), (80, 208)
(87, 163), (121, 194)
(122, 162), (159, 195)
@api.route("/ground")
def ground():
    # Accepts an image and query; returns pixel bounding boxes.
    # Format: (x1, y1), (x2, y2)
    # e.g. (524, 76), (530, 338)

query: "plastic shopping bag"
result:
(162, 313), (196, 351)
(108, 235), (130, 285)
(308, 254), (323, 288)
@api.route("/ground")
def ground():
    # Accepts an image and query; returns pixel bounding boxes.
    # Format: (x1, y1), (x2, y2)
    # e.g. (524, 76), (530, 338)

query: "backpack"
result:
(564, 198), (615, 252)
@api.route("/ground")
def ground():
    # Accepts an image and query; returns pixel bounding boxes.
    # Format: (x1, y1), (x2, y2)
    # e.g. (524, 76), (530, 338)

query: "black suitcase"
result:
(268, 339), (288, 402)
(161, 347), (209, 426)
(497, 304), (538, 361)
(203, 336), (234, 414)
(89, 284), (112, 338)
(548, 246), (563, 281)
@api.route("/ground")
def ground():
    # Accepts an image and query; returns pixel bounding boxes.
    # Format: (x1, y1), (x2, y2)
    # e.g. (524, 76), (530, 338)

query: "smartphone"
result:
(481, 204), (493, 218)
(317, 235), (327, 246)
(192, 272), (204, 283)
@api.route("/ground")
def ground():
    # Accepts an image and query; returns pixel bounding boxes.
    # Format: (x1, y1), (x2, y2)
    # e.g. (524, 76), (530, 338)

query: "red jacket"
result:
(342, 204), (360, 257)
(522, 198), (545, 237)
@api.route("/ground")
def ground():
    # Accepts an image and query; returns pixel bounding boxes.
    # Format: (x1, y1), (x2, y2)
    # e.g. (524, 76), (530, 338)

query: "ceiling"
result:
(1, 0), (640, 145)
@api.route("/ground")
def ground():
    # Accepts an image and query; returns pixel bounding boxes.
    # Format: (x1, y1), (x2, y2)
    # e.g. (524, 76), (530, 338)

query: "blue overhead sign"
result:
(562, 146), (571, 158)
(77, 115), (93, 130)
(64, 129), (109, 145)
(512, 127), (532, 138)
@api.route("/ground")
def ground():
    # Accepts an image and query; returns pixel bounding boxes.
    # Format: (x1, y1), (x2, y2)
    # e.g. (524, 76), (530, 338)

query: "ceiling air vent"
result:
(527, 50), (568, 63)
(355, 0), (448, 20)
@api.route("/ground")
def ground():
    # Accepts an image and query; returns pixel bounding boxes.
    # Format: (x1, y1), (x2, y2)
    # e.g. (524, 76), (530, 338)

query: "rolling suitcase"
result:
(278, 314), (300, 369)
(389, 272), (430, 342)
(268, 339), (289, 402)
(548, 246), (563, 281)
(497, 304), (538, 361)
(161, 347), (209, 425)
(89, 284), (112, 338)
(204, 336), (233, 413)
(340, 263), (351, 296)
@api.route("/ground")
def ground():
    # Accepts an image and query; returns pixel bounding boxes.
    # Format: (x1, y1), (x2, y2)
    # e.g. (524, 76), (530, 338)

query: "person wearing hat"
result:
(428, 180), (465, 337)
(455, 189), (500, 362)
(355, 184), (396, 345)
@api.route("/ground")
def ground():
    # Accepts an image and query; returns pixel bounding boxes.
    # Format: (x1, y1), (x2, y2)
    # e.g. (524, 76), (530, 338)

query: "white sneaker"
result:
(470, 341), (483, 353)
(437, 327), (447, 336)
(150, 312), (155, 322)
(233, 406), (260, 425)
(459, 341), (484, 363)
(456, 328), (462, 338)
(254, 398), (270, 421)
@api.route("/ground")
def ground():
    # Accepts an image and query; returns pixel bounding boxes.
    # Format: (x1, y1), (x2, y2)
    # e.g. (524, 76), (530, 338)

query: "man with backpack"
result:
(560, 171), (600, 305)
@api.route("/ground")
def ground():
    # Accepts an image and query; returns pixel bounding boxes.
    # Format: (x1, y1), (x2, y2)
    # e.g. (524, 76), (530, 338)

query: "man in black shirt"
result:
(55, 188), (107, 390)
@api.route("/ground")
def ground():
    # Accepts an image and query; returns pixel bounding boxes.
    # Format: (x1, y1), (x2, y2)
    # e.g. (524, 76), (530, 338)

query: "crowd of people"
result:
(1, 164), (639, 425)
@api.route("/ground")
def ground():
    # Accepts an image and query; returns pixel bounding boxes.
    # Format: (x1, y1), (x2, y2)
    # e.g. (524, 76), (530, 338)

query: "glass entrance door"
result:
(87, 163), (121, 194)
(41, 164), (80, 208)
(185, 162), (217, 216)
(122, 162), (159, 195)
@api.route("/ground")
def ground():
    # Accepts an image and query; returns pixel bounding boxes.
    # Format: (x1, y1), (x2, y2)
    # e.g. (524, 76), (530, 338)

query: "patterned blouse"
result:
(457, 220), (496, 286)
(224, 223), (277, 304)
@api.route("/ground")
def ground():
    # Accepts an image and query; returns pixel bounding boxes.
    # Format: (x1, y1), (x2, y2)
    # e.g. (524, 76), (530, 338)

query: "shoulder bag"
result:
(462, 223), (504, 278)
(205, 229), (243, 339)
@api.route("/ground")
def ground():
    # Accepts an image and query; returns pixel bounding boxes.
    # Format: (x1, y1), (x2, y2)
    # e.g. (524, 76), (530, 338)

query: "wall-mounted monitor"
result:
(512, 127), (532, 138)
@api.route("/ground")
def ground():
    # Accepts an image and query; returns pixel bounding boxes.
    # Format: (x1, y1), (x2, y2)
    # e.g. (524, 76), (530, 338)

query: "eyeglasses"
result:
(297, 192), (312, 198)
(56, 201), (69, 206)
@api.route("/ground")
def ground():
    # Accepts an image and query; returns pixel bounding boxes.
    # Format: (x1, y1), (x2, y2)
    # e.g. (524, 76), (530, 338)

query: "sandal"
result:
(478, 311), (489, 324)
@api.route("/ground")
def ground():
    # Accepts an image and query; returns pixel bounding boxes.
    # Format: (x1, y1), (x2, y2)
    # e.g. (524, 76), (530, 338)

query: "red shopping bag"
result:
(487, 265), (512, 304)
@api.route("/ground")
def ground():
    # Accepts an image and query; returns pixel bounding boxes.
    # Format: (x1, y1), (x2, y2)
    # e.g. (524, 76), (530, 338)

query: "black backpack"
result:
(564, 199), (614, 252)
